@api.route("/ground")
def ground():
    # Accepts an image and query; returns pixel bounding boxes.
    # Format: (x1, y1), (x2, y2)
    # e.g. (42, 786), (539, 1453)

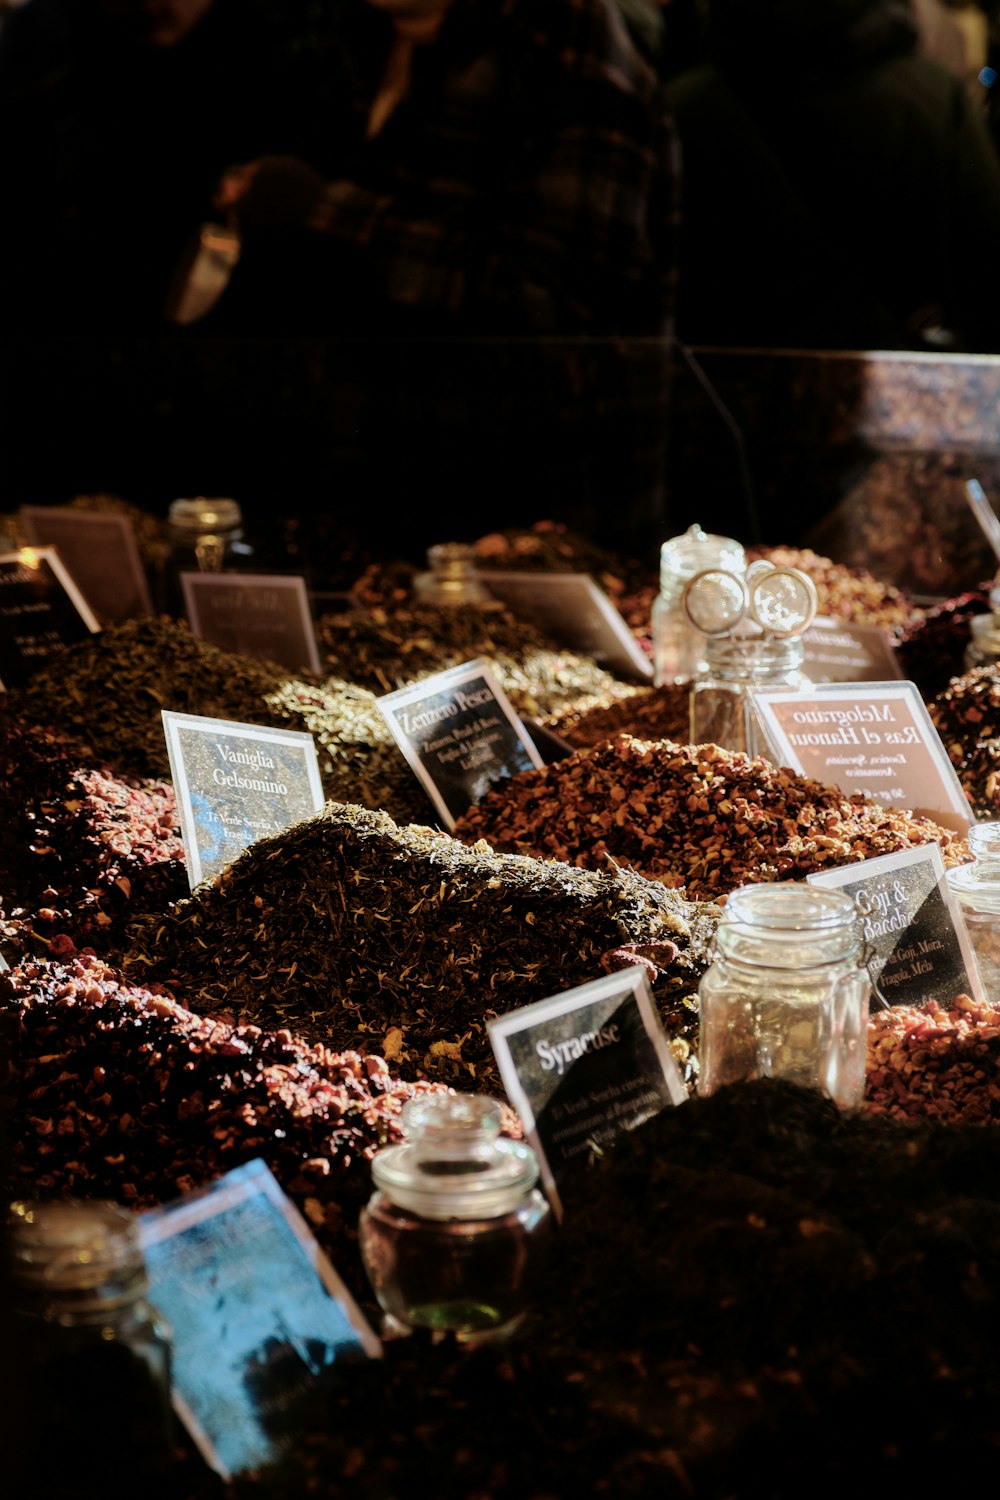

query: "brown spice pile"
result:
(2, 953), (444, 1298)
(894, 587), (991, 700)
(747, 544), (921, 630)
(453, 736), (967, 898)
(0, 722), (187, 960)
(865, 995), (1000, 1125)
(546, 682), (689, 751)
(472, 519), (654, 598)
(317, 603), (631, 720)
(928, 664), (1000, 819)
(124, 802), (715, 1086)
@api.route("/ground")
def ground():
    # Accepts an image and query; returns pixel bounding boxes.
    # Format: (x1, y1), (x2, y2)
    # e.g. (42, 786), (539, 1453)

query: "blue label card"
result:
(488, 968), (687, 1221)
(752, 681), (973, 836)
(20, 507), (153, 623)
(0, 547), (100, 690)
(807, 845), (983, 1008)
(162, 712), (325, 888)
(377, 658), (545, 831)
(181, 571), (323, 677)
(477, 570), (653, 682)
(138, 1160), (380, 1481)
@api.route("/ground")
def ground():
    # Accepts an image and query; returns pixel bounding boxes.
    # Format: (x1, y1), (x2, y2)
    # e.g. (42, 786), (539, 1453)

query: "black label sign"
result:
(181, 572), (322, 676)
(21, 507), (153, 623)
(489, 969), (685, 1218)
(477, 571), (653, 682)
(808, 844), (982, 1007)
(0, 548), (99, 689)
(378, 659), (544, 830)
(801, 616), (902, 683)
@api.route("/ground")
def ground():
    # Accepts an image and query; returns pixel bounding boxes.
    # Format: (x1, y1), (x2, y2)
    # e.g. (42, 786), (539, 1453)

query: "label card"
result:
(181, 572), (323, 676)
(488, 967), (686, 1221)
(801, 616), (902, 683)
(752, 681), (973, 835)
(377, 658), (544, 831)
(162, 712), (325, 888)
(20, 506), (153, 622)
(477, 571), (653, 682)
(138, 1159), (380, 1481)
(0, 547), (100, 690)
(807, 845), (983, 1007)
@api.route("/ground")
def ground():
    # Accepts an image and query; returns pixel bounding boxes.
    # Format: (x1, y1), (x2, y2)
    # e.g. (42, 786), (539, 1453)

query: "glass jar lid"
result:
(682, 568), (750, 635)
(168, 497), (243, 538)
(747, 565), (818, 637)
(659, 524), (745, 595)
(371, 1095), (540, 1221)
(948, 822), (1000, 913)
(715, 883), (862, 969)
(9, 1199), (148, 1310)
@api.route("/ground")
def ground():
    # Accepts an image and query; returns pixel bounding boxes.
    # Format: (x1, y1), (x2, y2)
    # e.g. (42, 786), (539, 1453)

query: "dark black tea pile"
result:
(2, 952), (444, 1302)
(124, 803), (717, 1085)
(317, 602), (631, 719)
(225, 1080), (1000, 1500)
(0, 721), (187, 960)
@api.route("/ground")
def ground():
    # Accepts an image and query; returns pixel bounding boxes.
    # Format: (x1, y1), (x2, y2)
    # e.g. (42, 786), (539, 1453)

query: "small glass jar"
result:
(651, 523), (745, 686)
(359, 1094), (551, 1342)
(698, 883), (871, 1110)
(9, 1199), (174, 1496)
(690, 631), (811, 758)
(965, 611), (1000, 670)
(947, 822), (1000, 1001)
(413, 541), (492, 607)
(158, 495), (254, 617)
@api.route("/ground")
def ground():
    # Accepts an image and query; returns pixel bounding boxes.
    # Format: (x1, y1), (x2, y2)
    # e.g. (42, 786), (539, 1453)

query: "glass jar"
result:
(651, 523), (745, 685)
(413, 541), (492, 607)
(698, 883), (871, 1110)
(157, 495), (254, 617)
(690, 631), (811, 758)
(947, 822), (1000, 1001)
(965, 611), (1000, 670)
(359, 1094), (551, 1343)
(9, 1199), (174, 1497)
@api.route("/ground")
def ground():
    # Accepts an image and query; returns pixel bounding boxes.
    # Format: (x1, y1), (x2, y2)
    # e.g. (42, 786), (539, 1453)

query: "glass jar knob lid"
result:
(681, 568), (750, 635)
(747, 565), (818, 637)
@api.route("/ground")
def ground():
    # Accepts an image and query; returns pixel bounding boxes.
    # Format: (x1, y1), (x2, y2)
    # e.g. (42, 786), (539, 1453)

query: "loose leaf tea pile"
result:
(453, 736), (968, 898)
(929, 663), (1000, 818)
(0, 722), (186, 961)
(866, 994), (1000, 1124)
(748, 543), (921, 629)
(227, 1081), (1000, 1500)
(2, 953), (444, 1301)
(547, 682), (689, 750)
(124, 803), (716, 1084)
(317, 603), (631, 719)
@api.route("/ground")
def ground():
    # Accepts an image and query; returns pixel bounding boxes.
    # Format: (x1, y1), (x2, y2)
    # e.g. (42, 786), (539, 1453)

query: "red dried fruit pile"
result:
(453, 736), (967, 898)
(747, 545), (921, 630)
(865, 994), (1000, 1125)
(0, 723), (187, 960)
(929, 663), (1000, 819)
(2, 953), (444, 1295)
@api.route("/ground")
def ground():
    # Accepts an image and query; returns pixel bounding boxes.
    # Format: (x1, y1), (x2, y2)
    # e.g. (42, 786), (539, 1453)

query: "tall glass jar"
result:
(690, 632), (811, 758)
(698, 883), (871, 1111)
(158, 495), (254, 617)
(413, 541), (492, 607)
(9, 1199), (174, 1497)
(947, 822), (1000, 1001)
(651, 523), (745, 685)
(359, 1094), (551, 1343)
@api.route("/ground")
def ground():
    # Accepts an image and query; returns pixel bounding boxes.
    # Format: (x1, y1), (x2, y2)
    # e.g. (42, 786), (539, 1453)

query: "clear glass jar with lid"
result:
(651, 523), (746, 685)
(9, 1198), (174, 1495)
(158, 495), (254, 617)
(698, 883), (871, 1111)
(413, 541), (492, 607)
(947, 822), (1000, 1000)
(687, 562), (817, 758)
(359, 1094), (551, 1342)
(964, 574), (1000, 670)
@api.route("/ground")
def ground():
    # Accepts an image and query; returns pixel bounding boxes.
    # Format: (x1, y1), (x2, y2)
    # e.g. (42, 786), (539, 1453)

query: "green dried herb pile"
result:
(0, 721), (187, 961)
(229, 1081), (1000, 1499)
(124, 803), (716, 1085)
(2, 952), (444, 1303)
(453, 735), (968, 898)
(317, 603), (632, 719)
